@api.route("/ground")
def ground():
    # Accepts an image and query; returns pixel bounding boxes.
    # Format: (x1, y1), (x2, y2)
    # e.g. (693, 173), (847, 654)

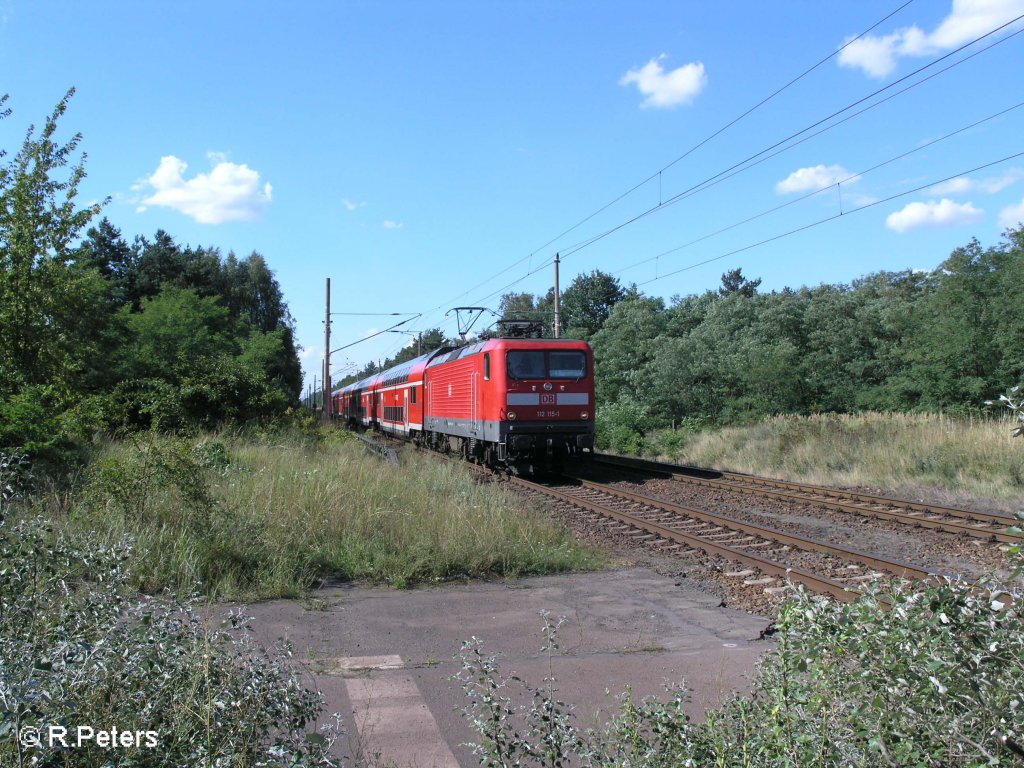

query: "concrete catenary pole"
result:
(553, 252), (561, 339)
(323, 277), (331, 423)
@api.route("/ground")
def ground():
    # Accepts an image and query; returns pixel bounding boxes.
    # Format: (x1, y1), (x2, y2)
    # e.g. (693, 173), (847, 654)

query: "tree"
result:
(559, 270), (626, 338)
(718, 267), (761, 298)
(77, 217), (135, 285)
(498, 290), (555, 335)
(119, 287), (238, 382)
(0, 89), (106, 396)
(590, 295), (666, 408)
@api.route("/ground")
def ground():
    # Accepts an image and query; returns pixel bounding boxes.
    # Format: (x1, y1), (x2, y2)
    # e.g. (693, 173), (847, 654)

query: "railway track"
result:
(491, 467), (946, 604)
(353, 434), (1013, 606)
(592, 454), (1022, 544)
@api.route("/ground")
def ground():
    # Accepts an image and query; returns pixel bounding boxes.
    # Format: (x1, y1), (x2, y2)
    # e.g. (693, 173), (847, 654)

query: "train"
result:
(333, 333), (596, 472)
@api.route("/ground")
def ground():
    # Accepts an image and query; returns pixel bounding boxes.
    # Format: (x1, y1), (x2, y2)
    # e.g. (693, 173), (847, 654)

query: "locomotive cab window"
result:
(506, 350), (586, 380)
(506, 350), (546, 379)
(484, 353), (491, 381)
(549, 350), (587, 379)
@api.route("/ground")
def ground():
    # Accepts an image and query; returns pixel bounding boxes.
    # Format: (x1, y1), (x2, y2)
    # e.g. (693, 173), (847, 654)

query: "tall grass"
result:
(648, 412), (1024, 508)
(69, 432), (601, 599)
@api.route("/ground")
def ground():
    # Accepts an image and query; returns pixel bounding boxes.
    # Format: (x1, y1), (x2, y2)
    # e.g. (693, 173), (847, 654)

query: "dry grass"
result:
(71, 432), (602, 599)
(651, 412), (1024, 512)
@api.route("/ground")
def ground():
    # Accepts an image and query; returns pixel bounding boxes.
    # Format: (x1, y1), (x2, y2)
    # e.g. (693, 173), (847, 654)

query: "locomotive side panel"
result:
(426, 357), (480, 438)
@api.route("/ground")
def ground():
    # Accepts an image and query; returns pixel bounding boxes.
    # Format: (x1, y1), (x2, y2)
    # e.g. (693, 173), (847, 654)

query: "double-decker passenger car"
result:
(333, 336), (595, 472)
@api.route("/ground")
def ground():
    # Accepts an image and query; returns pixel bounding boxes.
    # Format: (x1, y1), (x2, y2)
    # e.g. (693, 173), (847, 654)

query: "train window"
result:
(410, 386), (417, 404)
(549, 350), (587, 378)
(506, 350), (545, 379)
(484, 353), (491, 381)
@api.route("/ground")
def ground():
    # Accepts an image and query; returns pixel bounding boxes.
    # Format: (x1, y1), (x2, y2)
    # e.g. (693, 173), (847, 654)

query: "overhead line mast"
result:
(323, 277), (331, 423)
(553, 252), (561, 339)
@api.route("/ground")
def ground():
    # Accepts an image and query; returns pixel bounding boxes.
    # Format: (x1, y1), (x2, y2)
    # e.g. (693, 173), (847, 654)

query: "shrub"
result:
(596, 399), (652, 455)
(0, 448), (31, 515)
(459, 556), (1024, 767)
(646, 418), (708, 460)
(0, 516), (339, 766)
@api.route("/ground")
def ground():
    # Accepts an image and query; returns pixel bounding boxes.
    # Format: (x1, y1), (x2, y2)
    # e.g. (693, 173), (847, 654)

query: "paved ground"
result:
(243, 567), (772, 767)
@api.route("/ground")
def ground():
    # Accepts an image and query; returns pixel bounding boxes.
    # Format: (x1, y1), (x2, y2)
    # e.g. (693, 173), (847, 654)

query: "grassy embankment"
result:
(46, 430), (600, 600)
(643, 412), (1024, 510)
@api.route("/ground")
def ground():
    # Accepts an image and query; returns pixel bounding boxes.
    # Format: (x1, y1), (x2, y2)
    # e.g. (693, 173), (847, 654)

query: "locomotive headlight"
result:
(580, 411), (589, 420)
(507, 410), (517, 421)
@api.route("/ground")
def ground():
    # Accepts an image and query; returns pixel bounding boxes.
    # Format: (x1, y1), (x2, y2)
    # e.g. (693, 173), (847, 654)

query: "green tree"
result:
(0, 89), (106, 396)
(559, 269), (626, 338)
(718, 267), (761, 298)
(119, 287), (238, 382)
(498, 290), (555, 335)
(590, 295), (666, 409)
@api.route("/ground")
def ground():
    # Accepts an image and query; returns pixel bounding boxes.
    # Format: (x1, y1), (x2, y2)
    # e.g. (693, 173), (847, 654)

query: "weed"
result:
(71, 432), (602, 599)
(458, 561), (1024, 767)
(0, 516), (341, 766)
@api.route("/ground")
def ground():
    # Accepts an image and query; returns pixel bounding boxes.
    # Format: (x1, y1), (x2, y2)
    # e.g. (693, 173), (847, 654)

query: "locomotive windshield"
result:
(549, 350), (587, 378)
(506, 350), (587, 379)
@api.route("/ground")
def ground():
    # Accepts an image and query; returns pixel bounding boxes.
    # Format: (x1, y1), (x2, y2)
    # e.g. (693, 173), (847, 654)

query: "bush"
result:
(646, 418), (708, 460)
(459, 552), (1024, 767)
(596, 399), (653, 455)
(0, 516), (339, 766)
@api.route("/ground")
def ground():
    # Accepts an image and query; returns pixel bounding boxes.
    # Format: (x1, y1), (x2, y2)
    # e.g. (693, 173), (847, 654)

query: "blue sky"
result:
(2, 1), (1023, 394)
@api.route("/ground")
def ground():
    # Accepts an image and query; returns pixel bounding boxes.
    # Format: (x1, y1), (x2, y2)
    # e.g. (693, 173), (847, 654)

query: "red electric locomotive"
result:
(334, 335), (595, 472)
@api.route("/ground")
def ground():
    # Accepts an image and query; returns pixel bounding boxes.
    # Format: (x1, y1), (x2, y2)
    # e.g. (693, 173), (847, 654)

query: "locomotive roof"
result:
(379, 347), (453, 386)
(337, 337), (590, 394)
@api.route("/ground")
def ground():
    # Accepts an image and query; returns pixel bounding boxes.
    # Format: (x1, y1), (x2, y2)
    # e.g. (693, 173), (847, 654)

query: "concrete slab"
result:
(241, 568), (772, 766)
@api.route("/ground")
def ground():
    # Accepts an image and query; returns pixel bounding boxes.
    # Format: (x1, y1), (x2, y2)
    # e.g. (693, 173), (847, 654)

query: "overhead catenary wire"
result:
(426, 8), (1024, 334)
(556, 12), (1024, 262)
(347, 7), (1024, 368)
(633, 149), (1024, 289)
(416, 0), (923, 325)
(613, 98), (1024, 279)
(527, 0), (920, 258)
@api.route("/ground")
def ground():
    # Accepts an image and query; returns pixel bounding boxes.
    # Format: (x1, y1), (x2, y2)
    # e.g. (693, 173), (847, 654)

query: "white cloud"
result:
(775, 164), (854, 194)
(927, 177), (975, 196)
(382, 220), (403, 229)
(341, 197), (365, 211)
(619, 54), (707, 109)
(999, 198), (1024, 228)
(136, 153), (272, 224)
(838, 31), (908, 78)
(839, 0), (1024, 78)
(886, 198), (984, 232)
(929, 168), (1024, 196)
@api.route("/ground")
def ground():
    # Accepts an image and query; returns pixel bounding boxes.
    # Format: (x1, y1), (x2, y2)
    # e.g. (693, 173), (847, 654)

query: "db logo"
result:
(540, 394), (555, 404)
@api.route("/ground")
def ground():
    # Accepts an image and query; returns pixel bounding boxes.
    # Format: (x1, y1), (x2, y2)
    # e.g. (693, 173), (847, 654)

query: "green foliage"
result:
(590, 294), (667, 409)
(84, 431), (218, 526)
(577, 230), (1024, 438)
(0, 90), (107, 398)
(0, 516), (339, 766)
(499, 290), (556, 336)
(645, 418), (707, 459)
(986, 384), (1024, 438)
(560, 269), (626, 339)
(0, 95), (303, 463)
(0, 448), (30, 515)
(73, 433), (600, 599)
(718, 267), (762, 298)
(459, 571), (1024, 767)
(596, 398), (653, 454)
